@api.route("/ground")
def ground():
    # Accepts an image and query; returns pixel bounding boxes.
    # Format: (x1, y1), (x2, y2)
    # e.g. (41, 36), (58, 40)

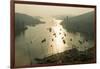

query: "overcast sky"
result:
(15, 4), (94, 17)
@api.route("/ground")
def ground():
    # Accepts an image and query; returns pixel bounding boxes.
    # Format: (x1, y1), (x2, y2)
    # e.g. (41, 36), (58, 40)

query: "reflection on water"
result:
(15, 17), (94, 66)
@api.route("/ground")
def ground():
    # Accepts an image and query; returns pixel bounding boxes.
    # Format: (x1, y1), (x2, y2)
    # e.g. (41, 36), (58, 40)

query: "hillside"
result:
(61, 11), (95, 40)
(34, 47), (95, 64)
(15, 13), (45, 36)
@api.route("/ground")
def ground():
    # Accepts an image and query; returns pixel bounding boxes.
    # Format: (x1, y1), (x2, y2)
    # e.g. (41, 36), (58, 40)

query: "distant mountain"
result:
(15, 13), (44, 26)
(54, 15), (72, 20)
(15, 13), (45, 36)
(61, 11), (95, 40)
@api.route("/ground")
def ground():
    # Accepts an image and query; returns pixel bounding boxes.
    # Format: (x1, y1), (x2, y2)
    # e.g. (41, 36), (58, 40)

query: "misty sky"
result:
(15, 4), (94, 17)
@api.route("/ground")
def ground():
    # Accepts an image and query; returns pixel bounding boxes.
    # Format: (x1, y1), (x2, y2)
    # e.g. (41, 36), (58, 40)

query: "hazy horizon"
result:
(15, 4), (94, 17)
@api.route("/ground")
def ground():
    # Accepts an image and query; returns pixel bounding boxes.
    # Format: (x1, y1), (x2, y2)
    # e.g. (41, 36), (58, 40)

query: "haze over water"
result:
(15, 17), (94, 66)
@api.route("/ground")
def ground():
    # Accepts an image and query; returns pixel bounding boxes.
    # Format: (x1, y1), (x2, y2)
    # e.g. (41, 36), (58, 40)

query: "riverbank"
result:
(34, 47), (95, 64)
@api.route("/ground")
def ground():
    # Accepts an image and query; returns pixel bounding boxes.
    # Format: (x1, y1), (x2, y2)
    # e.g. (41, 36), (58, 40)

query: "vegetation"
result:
(34, 47), (95, 64)
(61, 11), (94, 40)
(15, 13), (45, 36)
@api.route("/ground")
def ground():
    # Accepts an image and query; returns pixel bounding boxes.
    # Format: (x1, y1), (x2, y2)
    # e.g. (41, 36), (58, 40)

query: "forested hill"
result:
(61, 11), (94, 40)
(15, 13), (45, 36)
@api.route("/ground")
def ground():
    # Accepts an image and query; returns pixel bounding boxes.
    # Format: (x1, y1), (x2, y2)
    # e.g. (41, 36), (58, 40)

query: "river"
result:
(15, 17), (94, 66)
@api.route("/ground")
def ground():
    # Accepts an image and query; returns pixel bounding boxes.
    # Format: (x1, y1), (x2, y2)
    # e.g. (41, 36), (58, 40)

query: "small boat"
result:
(47, 27), (52, 32)
(64, 33), (66, 37)
(70, 38), (72, 41)
(62, 37), (64, 39)
(53, 33), (56, 37)
(63, 40), (66, 44)
(41, 38), (46, 43)
(78, 40), (82, 44)
(52, 39), (54, 41)
(59, 32), (61, 35)
(51, 45), (52, 47)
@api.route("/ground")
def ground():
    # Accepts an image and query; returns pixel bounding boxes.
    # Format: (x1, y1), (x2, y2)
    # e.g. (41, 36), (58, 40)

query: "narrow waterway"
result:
(15, 17), (94, 66)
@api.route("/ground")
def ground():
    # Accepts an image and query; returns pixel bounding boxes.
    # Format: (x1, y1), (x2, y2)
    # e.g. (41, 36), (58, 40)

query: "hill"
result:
(61, 11), (95, 40)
